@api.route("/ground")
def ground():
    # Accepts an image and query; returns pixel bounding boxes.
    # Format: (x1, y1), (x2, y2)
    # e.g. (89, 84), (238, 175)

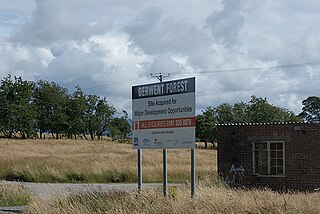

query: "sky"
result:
(0, 0), (320, 116)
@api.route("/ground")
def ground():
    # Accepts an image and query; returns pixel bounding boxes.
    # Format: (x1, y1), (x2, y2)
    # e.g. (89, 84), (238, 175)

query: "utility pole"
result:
(151, 73), (170, 83)
(151, 72), (170, 198)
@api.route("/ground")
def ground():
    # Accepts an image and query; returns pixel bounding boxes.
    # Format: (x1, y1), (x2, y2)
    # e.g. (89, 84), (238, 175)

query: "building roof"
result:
(216, 122), (313, 126)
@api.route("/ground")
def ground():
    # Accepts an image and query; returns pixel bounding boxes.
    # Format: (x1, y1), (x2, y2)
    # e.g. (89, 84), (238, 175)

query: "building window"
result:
(253, 141), (285, 176)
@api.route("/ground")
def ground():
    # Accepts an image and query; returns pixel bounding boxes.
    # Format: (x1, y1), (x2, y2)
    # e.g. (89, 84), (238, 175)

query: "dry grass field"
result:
(26, 181), (320, 214)
(1, 138), (320, 213)
(0, 138), (216, 183)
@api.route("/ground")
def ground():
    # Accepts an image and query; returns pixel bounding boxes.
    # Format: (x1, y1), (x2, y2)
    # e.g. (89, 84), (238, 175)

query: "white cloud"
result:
(0, 0), (35, 38)
(10, 0), (113, 46)
(206, 0), (245, 47)
(0, 0), (36, 13)
(0, 0), (320, 115)
(0, 41), (49, 79)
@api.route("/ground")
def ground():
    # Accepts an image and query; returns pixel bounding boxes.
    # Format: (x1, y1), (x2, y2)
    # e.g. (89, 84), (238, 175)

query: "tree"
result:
(196, 95), (301, 148)
(196, 107), (217, 148)
(33, 80), (69, 139)
(66, 86), (87, 139)
(84, 95), (115, 140)
(299, 96), (320, 123)
(0, 75), (121, 140)
(213, 103), (234, 124)
(246, 96), (277, 123)
(108, 110), (131, 143)
(232, 101), (249, 123)
(0, 75), (35, 138)
(246, 96), (300, 123)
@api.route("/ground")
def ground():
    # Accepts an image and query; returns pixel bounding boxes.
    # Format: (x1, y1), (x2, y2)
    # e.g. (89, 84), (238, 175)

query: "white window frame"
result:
(252, 141), (285, 177)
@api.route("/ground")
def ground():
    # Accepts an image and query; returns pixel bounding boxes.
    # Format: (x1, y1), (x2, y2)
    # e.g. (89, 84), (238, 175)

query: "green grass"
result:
(0, 184), (30, 207)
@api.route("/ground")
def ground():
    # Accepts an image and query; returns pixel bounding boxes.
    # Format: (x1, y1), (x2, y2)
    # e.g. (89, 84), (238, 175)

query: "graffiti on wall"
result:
(224, 164), (245, 185)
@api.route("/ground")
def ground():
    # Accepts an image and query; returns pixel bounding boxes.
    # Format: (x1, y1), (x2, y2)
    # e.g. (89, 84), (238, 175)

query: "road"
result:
(1, 180), (166, 201)
(1, 181), (171, 213)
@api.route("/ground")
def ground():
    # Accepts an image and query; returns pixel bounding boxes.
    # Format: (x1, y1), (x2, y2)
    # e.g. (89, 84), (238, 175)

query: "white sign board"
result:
(132, 77), (195, 149)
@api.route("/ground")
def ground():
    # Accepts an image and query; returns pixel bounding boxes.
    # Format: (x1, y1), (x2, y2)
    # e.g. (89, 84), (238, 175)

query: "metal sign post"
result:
(138, 149), (142, 192)
(163, 149), (168, 197)
(191, 148), (196, 197)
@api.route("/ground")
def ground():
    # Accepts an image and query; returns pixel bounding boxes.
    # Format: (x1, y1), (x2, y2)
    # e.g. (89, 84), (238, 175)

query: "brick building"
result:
(217, 122), (320, 190)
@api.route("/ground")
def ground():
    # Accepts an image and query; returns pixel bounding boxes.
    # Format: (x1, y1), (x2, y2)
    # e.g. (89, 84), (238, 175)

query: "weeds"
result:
(0, 184), (30, 206)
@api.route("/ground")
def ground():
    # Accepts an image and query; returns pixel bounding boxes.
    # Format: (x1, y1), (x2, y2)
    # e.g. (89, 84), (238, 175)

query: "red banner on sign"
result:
(137, 117), (195, 130)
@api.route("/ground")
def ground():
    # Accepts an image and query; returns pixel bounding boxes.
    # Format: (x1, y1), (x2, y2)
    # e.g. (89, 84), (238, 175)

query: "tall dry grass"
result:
(2, 139), (319, 213)
(0, 139), (216, 183)
(0, 183), (30, 206)
(26, 180), (320, 214)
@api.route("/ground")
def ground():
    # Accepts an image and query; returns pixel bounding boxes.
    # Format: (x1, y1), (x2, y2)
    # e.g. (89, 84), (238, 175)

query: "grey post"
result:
(191, 148), (196, 197)
(138, 149), (142, 192)
(163, 148), (168, 197)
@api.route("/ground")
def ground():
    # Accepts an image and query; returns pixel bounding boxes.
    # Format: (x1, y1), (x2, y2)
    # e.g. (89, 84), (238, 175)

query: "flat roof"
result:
(216, 122), (314, 126)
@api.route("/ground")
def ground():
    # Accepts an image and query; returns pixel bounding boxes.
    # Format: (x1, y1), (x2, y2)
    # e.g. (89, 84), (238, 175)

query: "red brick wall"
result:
(217, 123), (320, 190)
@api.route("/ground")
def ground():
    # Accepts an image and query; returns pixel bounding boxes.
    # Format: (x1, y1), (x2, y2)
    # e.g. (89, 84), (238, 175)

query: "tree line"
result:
(196, 95), (320, 147)
(0, 75), (130, 140)
(1, 75), (319, 143)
